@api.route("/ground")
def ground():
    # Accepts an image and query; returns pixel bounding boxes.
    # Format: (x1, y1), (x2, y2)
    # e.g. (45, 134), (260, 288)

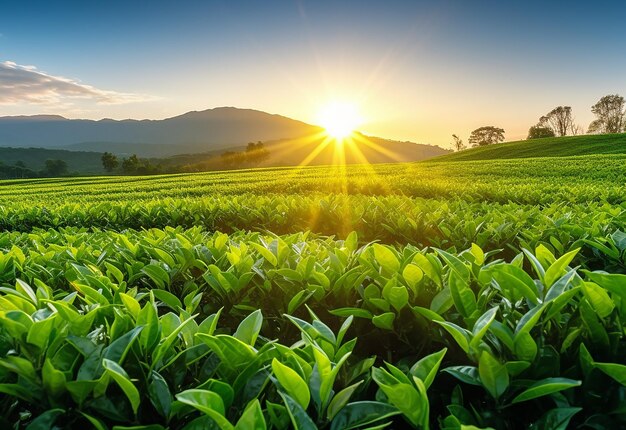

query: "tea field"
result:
(1, 154), (626, 429)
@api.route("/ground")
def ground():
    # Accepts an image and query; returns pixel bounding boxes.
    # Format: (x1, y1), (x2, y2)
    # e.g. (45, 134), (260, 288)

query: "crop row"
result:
(2, 155), (626, 206)
(0, 196), (626, 267)
(1, 227), (625, 428)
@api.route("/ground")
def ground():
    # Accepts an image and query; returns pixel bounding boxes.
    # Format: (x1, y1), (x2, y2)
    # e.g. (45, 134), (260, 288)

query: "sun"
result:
(316, 101), (362, 139)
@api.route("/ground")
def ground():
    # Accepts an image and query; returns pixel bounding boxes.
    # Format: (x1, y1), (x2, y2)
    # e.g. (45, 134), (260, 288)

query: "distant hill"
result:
(0, 107), (323, 157)
(431, 133), (626, 162)
(0, 147), (104, 174)
(259, 133), (449, 166)
(0, 107), (450, 172)
(160, 133), (450, 168)
(63, 141), (229, 158)
(0, 133), (449, 177)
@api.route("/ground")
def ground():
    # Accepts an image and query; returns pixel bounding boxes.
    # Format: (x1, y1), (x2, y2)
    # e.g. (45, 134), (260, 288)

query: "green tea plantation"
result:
(1, 150), (626, 429)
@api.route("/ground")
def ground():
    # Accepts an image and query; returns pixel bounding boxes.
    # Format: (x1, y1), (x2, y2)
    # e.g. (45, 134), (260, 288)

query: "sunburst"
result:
(316, 101), (362, 140)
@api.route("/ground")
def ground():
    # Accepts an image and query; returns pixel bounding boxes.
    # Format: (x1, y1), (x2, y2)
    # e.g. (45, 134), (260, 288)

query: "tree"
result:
(245, 141), (270, 164)
(468, 126), (505, 146)
(121, 154), (140, 174)
(539, 106), (576, 137)
(44, 159), (68, 176)
(220, 150), (246, 168)
(451, 134), (465, 151)
(101, 152), (119, 172)
(527, 125), (555, 139)
(12, 161), (29, 179)
(588, 94), (625, 134)
(246, 141), (264, 152)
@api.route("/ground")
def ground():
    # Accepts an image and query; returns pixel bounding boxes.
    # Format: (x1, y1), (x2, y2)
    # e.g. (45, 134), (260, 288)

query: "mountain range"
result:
(0, 108), (322, 156)
(0, 107), (450, 171)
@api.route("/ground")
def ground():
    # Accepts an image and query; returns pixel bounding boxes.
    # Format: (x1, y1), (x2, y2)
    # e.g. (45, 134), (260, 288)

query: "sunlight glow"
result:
(316, 101), (362, 139)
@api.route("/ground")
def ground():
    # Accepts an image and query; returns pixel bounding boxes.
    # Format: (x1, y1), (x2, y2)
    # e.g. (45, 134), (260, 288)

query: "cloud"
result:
(0, 61), (153, 105)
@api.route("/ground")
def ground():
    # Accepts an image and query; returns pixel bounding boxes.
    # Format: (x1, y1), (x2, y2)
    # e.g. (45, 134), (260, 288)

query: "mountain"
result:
(0, 107), (450, 171)
(0, 107), (323, 157)
(431, 133), (626, 162)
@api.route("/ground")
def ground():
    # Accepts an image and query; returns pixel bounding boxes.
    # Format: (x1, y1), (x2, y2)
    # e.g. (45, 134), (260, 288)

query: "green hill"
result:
(432, 133), (626, 161)
(0, 147), (104, 174)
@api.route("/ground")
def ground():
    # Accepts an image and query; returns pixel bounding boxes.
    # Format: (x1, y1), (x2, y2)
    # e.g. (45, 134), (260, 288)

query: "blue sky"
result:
(1, 0), (625, 146)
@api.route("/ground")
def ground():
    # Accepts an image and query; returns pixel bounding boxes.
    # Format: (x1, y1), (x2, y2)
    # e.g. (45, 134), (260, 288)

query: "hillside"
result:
(0, 107), (450, 173)
(0, 108), (449, 162)
(160, 133), (449, 169)
(432, 133), (626, 161)
(0, 147), (104, 174)
(260, 133), (449, 166)
(0, 133), (448, 177)
(0, 107), (322, 157)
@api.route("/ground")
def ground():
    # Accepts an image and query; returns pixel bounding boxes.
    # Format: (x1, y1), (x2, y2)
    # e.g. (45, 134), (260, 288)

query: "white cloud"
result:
(0, 60), (153, 105)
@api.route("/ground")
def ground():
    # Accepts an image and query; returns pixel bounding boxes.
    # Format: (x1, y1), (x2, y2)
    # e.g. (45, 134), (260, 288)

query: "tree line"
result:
(451, 93), (626, 150)
(0, 159), (70, 179)
(101, 141), (270, 174)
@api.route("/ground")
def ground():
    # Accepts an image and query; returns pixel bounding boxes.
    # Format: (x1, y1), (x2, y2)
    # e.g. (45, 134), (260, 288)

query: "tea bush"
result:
(1, 157), (625, 428)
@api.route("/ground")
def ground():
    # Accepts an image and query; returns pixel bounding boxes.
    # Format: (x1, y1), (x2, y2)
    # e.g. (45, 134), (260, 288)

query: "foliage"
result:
(539, 106), (577, 137)
(589, 94), (625, 134)
(43, 159), (68, 177)
(101, 152), (119, 172)
(451, 134), (465, 151)
(0, 157), (625, 263)
(221, 142), (270, 168)
(0, 162), (38, 179)
(122, 154), (141, 174)
(468, 126), (505, 147)
(0, 229), (624, 428)
(527, 125), (555, 140)
(1, 150), (626, 427)
(435, 133), (626, 161)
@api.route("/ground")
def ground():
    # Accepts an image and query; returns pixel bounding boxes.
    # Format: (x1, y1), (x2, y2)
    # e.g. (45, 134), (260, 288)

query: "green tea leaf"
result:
(372, 313), (395, 330)
(25, 408), (65, 430)
(272, 359), (310, 410)
(330, 401), (400, 430)
(478, 352), (509, 400)
(176, 389), (233, 430)
(529, 407), (582, 430)
(436, 321), (470, 353)
(448, 270), (476, 319)
(544, 248), (579, 288)
(373, 244), (400, 275)
(235, 399), (266, 430)
(594, 362), (626, 385)
(443, 366), (481, 386)
(233, 309), (263, 346)
(326, 381), (363, 421)
(410, 348), (447, 389)
(102, 358), (141, 416)
(512, 378), (581, 404)
(581, 282), (614, 318)
(278, 392), (317, 430)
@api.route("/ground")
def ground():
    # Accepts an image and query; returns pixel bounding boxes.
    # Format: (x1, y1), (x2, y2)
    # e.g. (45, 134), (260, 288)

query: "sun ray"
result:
(263, 99), (407, 232)
(297, 135), (334, 168)
(350, 133), (405, 163)
(342, 136), (393, 194)
(329, 136), (354, 236)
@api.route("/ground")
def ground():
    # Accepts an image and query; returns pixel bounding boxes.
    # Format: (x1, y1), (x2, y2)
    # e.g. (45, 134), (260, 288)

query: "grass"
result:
(432, 132), (626, 161)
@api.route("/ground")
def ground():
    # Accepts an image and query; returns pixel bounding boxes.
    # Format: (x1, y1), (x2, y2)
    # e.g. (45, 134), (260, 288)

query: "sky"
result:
(1, 0), (626, 148)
